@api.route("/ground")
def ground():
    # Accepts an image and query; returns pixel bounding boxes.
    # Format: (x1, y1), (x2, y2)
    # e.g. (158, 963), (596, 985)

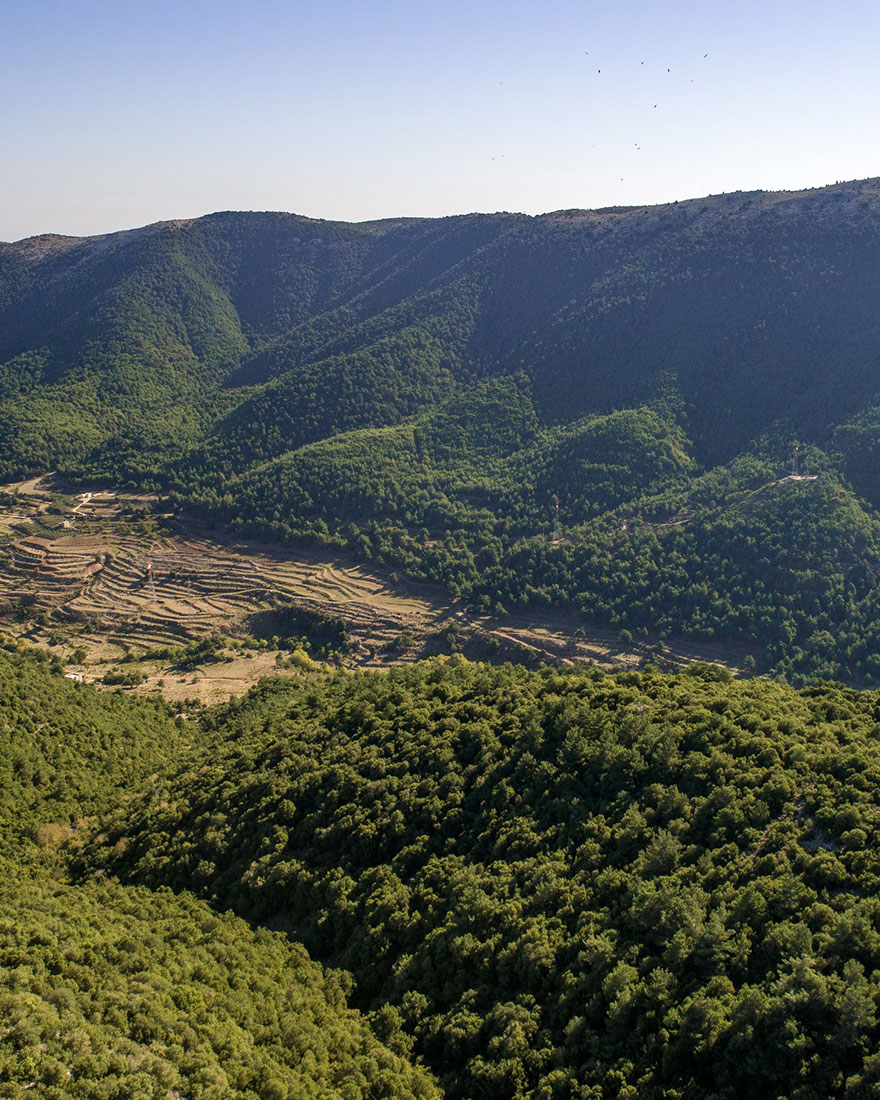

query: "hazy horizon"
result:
(6, 171), (880, 245)
(4, 0), (880, 241)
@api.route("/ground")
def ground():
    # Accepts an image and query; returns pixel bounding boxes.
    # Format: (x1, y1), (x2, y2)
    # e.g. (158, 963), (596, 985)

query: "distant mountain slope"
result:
(6, 180), (880, 678)
(4, 181), (880, 478)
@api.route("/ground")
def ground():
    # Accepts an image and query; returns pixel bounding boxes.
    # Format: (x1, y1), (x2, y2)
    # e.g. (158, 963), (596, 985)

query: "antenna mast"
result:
(552, 496), (561, 542)
(791, 442), (800, 477)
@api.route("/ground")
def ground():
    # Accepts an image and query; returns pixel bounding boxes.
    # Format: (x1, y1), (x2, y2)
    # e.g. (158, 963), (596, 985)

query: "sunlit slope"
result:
(0, 644), (182, 855)
(0, 212), (511, 480)
(0, 870), (439, 1100)
(0, 645), (439, 1099)
(92, 660), (880, 1100)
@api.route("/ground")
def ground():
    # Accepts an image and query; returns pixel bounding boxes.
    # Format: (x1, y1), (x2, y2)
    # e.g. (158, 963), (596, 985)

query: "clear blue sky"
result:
(3, 0), (879, 240)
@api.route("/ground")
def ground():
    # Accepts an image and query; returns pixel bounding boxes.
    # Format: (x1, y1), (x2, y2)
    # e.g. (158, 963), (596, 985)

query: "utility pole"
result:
(145, 551), (157, 602)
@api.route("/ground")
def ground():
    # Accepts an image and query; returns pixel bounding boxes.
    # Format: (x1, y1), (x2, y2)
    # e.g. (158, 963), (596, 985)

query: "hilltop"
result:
(4, 644), (875, 1100)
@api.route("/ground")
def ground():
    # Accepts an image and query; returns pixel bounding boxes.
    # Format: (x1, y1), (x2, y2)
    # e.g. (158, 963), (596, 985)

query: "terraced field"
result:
(0, 527), (442, 653)
(0, 478), (748, 698)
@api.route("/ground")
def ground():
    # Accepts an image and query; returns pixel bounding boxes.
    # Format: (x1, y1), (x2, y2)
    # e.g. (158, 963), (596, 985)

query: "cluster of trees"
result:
(90, 657), (880, 1099)
(0, 871), (439, 1100)
(0, 645), (440, 1099)
(9, 627), (880, 1096)
(0, 640), (181, 853)
(184, 390), (880, 683)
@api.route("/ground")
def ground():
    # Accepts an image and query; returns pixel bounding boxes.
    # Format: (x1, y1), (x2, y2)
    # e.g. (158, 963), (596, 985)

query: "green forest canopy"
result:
(0, 644), (439, 1100)
(79, 654), (880, 1100)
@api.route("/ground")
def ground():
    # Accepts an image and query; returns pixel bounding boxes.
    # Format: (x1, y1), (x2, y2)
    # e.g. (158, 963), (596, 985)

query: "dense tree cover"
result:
(0, 640), (182, 853)
(7, 183), (880, 677)
(833, 406), (880, 510)
(6, 183), (880, 481)
(0, 229), (248, 480)
(0, 870), (439, 1100)
(189, 395), (880, 682)
(0, 646), (439, 1099)
(195, 385), (691, 566)
(191, 329), (465, 474)
(91, 659), (880, 1099)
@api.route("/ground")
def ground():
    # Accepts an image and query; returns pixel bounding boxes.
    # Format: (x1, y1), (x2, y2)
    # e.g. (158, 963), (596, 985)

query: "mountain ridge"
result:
(5, 175), (880, 680)
(8, 174), (880, 249)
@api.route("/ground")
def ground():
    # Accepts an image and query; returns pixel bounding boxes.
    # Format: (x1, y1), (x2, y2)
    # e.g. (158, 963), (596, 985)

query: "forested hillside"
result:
(0, 873), (439, 1100)
(7, 640), (880, 1097)
(0, 643), (439, 1099)
(80, 656), (880, 1099)
(6, 179), (880, 678)
(0, 643), (182, 853)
